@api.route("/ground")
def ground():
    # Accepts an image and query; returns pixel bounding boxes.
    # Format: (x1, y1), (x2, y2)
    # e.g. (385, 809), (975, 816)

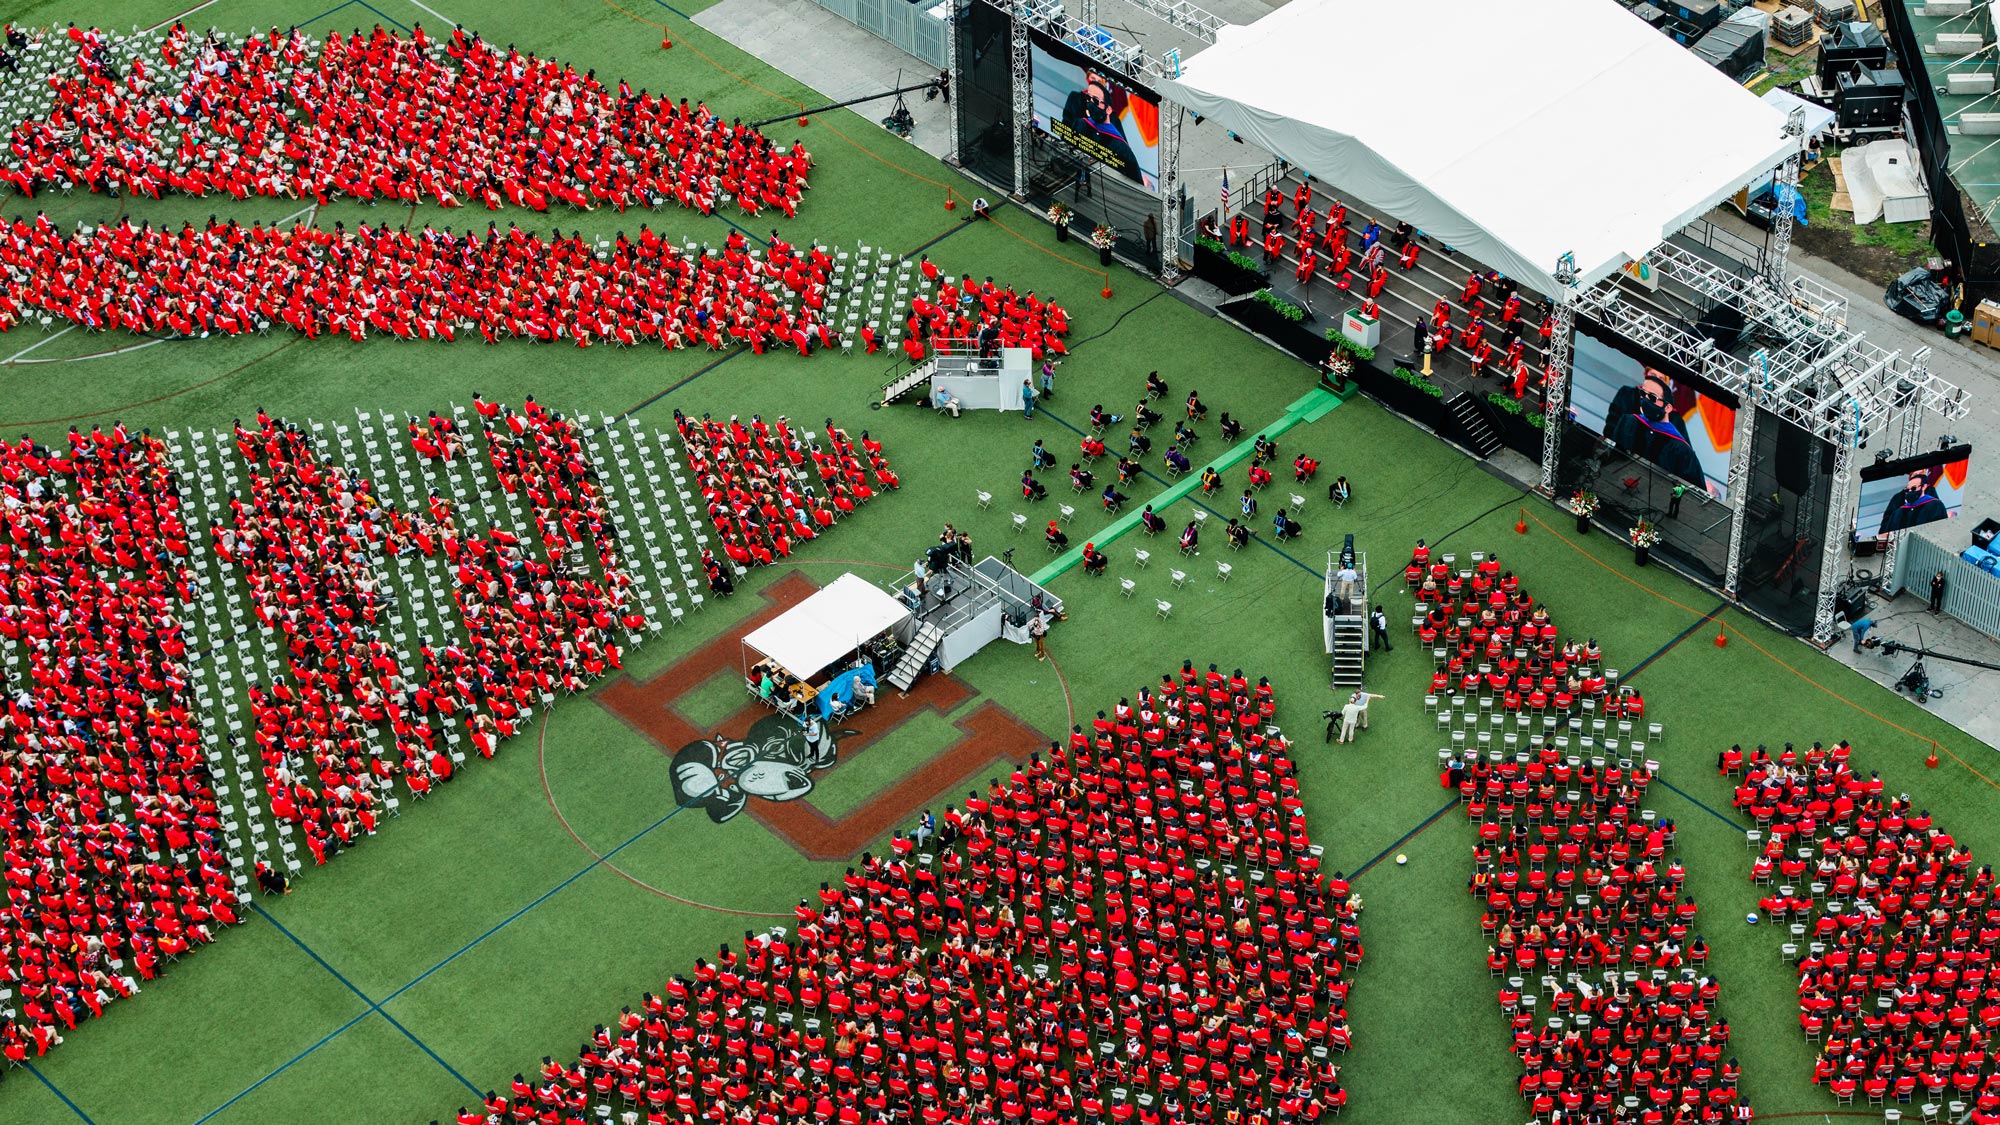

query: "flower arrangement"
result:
(1090, 224), (1115, 249)
(1629, 520), (1662, 549)
(1324, 352), (1354, 378)
(1047, 203), (1072, 226)
(1322, 331), (1376, 361)
(1568, 491), (1601, 517)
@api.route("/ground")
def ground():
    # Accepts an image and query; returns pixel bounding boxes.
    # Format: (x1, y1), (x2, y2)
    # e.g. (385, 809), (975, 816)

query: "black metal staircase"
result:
(1443, 392), (1503, 459)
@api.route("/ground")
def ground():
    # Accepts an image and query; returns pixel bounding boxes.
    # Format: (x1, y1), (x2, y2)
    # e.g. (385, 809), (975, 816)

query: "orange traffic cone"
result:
(1926, 749), (1940, 769)
(1714, 629), (1728, 649)
(944, 193), (956, 211)
(661, 34), (673, 49)
(1102, 287), (1113, 299)
(1515, 508), (1528, 535)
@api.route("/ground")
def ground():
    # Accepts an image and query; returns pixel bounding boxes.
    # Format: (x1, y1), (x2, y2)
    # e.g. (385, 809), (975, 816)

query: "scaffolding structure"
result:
(1550, 235), (1969, 645)
(976, 0), (1222, 272)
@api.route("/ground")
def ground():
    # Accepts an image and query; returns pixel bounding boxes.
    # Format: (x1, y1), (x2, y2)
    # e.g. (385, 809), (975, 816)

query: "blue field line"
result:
(908, 220), (975, 258)
(1656, 776), (1745, 833)
(717, 213), (772, 248)
(25, 1062), (95, 1124)
(1621, 598), (1729, 684)
(352, 0), (411, 30)
(249, 903), (481, 1096)
(190, 1011), (374, 1125)
(190, 804), (688, 1124)
(1352, 799), (1458, 880)
(1037, 406), (1323, 581)
(294, 0), (366, 30)
(647, 0), (695, 22)
(380, 803), (689, 1005)
(624, 349), (752, 417)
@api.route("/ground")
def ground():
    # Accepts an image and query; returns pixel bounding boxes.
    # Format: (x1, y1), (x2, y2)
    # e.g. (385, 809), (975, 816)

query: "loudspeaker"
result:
(1771, 415), (1829, 496)
(1694, 304), (1745, 352)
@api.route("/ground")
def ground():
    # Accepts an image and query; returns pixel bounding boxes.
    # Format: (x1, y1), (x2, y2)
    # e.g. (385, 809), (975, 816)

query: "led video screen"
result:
(1855, 445), (1971, 535)
(1569, 324), (1739, 501)
(1028, 31), (1162, 192)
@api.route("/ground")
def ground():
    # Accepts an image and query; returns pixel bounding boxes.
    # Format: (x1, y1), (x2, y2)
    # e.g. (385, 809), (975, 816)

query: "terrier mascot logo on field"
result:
(669, 713), (851, 823)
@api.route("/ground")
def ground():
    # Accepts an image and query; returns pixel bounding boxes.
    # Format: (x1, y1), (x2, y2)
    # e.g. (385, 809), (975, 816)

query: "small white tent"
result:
(1159, 0), (1798, 298)
(743, 573), (911, 681)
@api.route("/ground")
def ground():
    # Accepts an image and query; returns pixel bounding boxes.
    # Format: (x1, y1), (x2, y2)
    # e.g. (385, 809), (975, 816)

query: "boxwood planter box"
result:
(1346, 361), (1454, 431)
(1217, 295), (1328, 363)
(1192, 242), (1271, 295)
(1485, 400), (1547, 460)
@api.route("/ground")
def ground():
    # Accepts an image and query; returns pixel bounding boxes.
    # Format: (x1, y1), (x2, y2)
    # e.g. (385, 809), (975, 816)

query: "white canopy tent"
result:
(743, 573), (912, 680)
(1760, 88), (1836, 142)
(1159, 0), (1799, 298)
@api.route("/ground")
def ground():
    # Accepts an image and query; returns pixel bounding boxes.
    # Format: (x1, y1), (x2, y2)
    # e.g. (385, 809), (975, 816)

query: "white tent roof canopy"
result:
(743, 573), (911, 679)
(1760, 88), (1837, 142)
(1160, 0), (1799, 298)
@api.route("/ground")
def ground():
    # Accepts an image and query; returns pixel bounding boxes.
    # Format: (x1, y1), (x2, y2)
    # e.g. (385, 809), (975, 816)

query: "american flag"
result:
(1219, 167), (1230, 217)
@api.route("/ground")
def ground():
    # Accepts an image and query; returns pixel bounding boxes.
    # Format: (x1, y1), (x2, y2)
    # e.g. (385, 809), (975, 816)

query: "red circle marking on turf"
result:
(524, 556), (1072, 904)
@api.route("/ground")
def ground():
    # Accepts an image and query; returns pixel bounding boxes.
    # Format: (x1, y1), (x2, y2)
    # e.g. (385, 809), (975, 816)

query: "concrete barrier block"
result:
(1949, 71), (1996, 94)
(1931, 32), (1988, 54)
(1960, 112), (2000, 135)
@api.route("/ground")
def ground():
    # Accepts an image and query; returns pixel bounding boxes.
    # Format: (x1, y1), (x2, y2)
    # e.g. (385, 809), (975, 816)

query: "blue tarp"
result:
(814, 664), (878, 718)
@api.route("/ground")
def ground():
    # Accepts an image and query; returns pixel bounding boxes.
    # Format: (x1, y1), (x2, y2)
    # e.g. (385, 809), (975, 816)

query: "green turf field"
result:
(1, 2), (1996, 1124)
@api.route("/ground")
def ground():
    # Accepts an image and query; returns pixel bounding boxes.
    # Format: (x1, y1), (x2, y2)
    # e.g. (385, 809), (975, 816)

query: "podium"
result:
(1340, 308), (1381, 350)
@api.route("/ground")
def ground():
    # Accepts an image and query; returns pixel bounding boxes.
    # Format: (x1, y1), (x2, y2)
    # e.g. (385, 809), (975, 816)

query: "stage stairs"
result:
(887, 621), (945, 692)
(1330, 615), (1367, 689)
(1443, 392), (1503, 459)
(880, 356), (939, 406)
(1324, 547), (1369, 690)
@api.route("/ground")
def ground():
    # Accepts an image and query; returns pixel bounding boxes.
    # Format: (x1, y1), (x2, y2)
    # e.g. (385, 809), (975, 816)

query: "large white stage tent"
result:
(1159, 0), (1799, 297)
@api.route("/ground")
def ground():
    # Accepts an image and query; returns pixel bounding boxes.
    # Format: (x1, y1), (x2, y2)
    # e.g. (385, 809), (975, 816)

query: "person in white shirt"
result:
(1336, 690), (1383, 743)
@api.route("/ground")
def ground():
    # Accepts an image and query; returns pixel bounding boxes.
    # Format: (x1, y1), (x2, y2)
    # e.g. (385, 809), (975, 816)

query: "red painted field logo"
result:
(598, 574), (1043, 860)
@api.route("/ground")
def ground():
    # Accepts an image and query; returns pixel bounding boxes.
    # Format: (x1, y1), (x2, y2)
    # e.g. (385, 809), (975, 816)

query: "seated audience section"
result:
(1732, 744), (2000, 1119)
(460, 667), (1363, 1124)
(217, 402), (653, 861)
(219, 416), (412, 866)
(1, 24), (809, 216)
(0, 427), (242, 1064)
(675, 414), (898, 569)
(0, 219), (836, 348)
(0, 217), (1078, 363)
(1411, 545), (1751, 1123)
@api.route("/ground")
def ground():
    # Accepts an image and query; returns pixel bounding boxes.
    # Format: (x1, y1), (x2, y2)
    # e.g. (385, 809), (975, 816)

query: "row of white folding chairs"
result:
(1443, 726), (1651, 765)
(576, 416), (705, 630)
(169, 429), (315, 874)
(158, 430), (289, 879)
